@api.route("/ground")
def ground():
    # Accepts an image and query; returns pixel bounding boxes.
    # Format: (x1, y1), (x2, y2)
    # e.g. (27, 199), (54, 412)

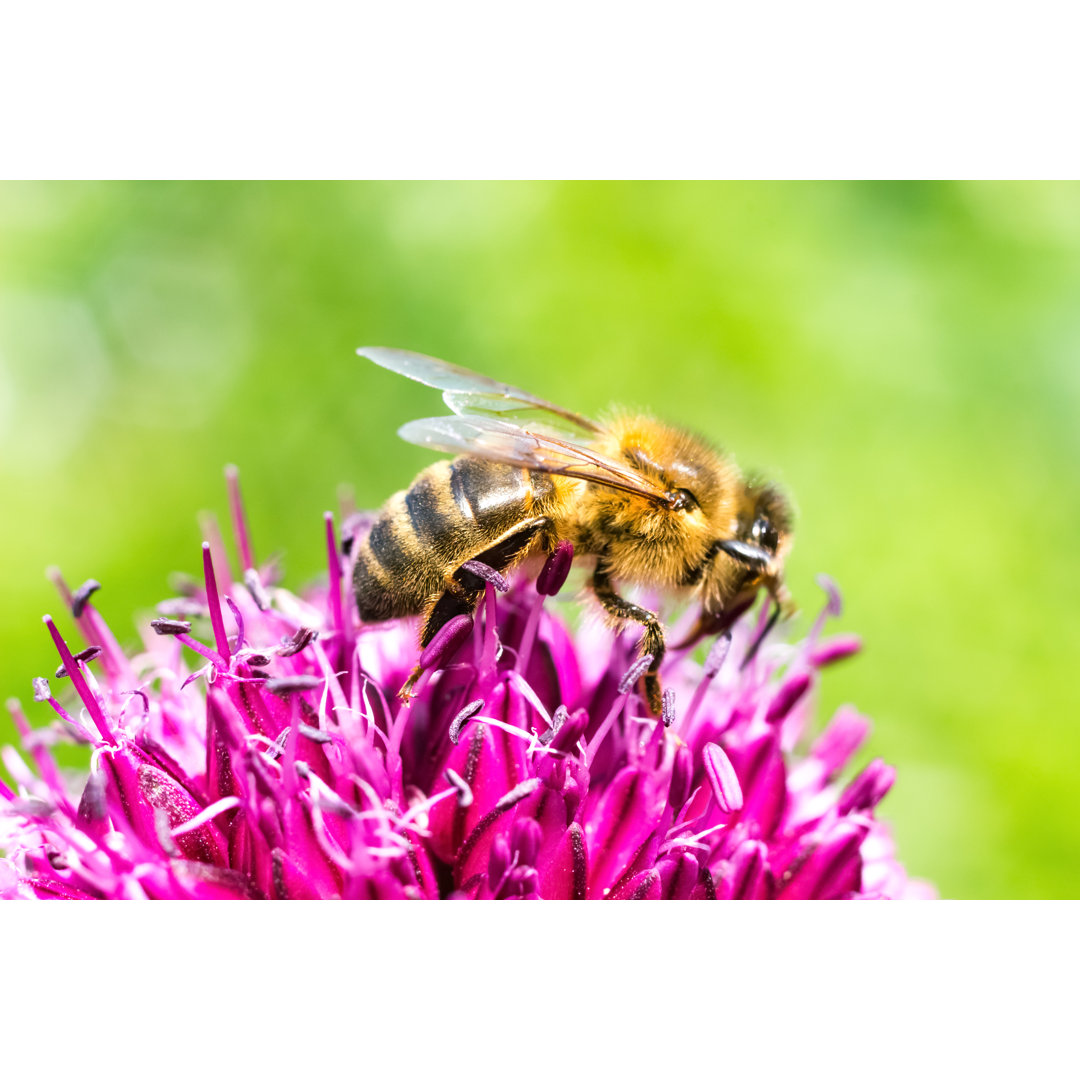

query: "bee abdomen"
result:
(353, 457), (556, 626)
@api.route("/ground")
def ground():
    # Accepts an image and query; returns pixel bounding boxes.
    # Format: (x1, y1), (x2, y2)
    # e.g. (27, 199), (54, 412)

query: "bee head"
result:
(700, 482), (795, 619)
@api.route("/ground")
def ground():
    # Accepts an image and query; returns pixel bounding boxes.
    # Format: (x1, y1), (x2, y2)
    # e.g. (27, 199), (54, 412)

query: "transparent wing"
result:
(398, 415), (674, 507)
(358, 346), (602, 441)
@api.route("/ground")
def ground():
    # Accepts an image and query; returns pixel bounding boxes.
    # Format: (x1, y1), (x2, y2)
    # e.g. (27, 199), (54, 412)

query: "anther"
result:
(661, 688), (676, 728)
(278, 626), (317, 657)
(32, 678), (51, 703)
(265, 675), (323, 695)
(618, 653), (654, 695)
(444, 767), (473, 808)
(449, 699), (485, 745)
(244, 568), (271, 611)
(151, 617), (193, 636)
(817, 573), (843, 618)
(548, 709), (588, 755)
(70, 579), (102, 618)
(703, 742), (744, 814)
(461, 560), (510, 593)
(537, 541), (574, 597)
(55, 646), (102, 678)
(704, 632), (732, 678)
(539, 703), (569, 746)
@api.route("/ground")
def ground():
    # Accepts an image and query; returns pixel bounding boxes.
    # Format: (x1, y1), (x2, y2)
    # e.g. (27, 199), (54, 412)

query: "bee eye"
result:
(671, 488), (698, 511)
(752, 516), (779, 553)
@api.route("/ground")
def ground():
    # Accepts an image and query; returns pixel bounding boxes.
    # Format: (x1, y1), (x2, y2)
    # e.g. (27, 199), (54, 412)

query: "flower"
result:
(0, 470), (932, 900)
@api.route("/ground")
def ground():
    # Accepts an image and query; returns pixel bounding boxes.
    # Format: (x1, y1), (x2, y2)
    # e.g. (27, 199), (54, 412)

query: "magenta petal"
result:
(779, 820), (869, 900)
(138, 764), (229, 865)
(538, 821), (588, 900)
(584, 766), (661, 896)
(810, 706), (871, 779)
(720, 839), (770, 900)
(809, 634), (862, 667)
(658, 852), (700, 900)
(456, 778), (541, 885)
(765, 671), (812, 724)
(609, 868), (661, 900)
(837, 759), (895, 815)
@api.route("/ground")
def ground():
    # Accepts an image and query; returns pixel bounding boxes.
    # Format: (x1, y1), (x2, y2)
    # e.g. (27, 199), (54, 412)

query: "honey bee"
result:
(353, 347), (794, 714)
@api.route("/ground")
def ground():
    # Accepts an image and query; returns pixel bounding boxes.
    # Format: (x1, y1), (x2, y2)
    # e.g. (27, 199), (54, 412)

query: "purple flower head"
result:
(0, 472), (933, 900)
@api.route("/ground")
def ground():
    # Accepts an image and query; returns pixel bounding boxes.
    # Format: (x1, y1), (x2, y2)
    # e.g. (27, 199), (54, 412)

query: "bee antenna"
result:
(741, 601), (781, 669)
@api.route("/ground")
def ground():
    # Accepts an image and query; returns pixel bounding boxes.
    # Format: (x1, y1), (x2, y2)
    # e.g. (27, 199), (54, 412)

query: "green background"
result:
(1, 181), (1077, 898)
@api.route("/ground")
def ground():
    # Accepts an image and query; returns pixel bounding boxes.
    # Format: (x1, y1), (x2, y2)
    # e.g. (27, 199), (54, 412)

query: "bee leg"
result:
(400, 517), (552, 702)
(591, 565), (665, 716)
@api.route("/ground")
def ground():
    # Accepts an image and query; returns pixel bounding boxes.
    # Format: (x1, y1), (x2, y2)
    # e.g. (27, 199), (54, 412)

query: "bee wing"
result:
(358, 346), (602, 441)
(398, 415), (675, 507)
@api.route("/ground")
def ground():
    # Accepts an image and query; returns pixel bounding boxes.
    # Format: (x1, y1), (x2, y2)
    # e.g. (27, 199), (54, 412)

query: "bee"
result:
(353, 347), (794, 714)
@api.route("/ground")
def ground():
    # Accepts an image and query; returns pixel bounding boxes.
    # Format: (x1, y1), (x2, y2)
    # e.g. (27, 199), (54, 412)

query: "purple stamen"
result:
(32, 678), (50, 703)
(121, 689), (150, 721)
(817, 573), (843, 618)
(42, 616), (115, 747)
(449, 699), (485, 745)
(201, 542), (231, 667)
(444, 768), (473, 808)
(704, 632), (732, 678)
(661, 688), (676, 728)
(536, 541), (574, 597)
(587, 660), (651, 763)
(55, 645), (103, 678)
(278, 626), (317, 658)
(462, 561), (510, 593)
(683, 632), (732, 730)
(244, 568), (271, 612)
(618, 653), (654, 695)
(226, 464), (255, 574)
(418, 614), (473, 674)
(548, 709), (588, 755)
(324, 511), (345, 639)
(200, 512), (234, 593)
(151, 617), (193, 636)
(70, 579), (102, 619)
(175, 635), (221, 668)
(703, 742), (743, 813)
(266, 676), (323, 695)
(225, 597), (246, 653)
(539, 704), (569, 747)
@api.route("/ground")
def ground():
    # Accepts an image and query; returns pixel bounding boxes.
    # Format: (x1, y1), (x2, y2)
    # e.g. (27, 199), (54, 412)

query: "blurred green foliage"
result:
(1, 181), (1078, 898)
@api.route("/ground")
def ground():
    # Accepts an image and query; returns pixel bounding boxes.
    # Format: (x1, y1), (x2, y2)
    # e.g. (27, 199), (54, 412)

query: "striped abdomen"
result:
(353, 456), (558, 625)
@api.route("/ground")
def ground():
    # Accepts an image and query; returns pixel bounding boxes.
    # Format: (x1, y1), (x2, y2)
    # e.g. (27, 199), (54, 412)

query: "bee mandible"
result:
(352, 347), (794, 714)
